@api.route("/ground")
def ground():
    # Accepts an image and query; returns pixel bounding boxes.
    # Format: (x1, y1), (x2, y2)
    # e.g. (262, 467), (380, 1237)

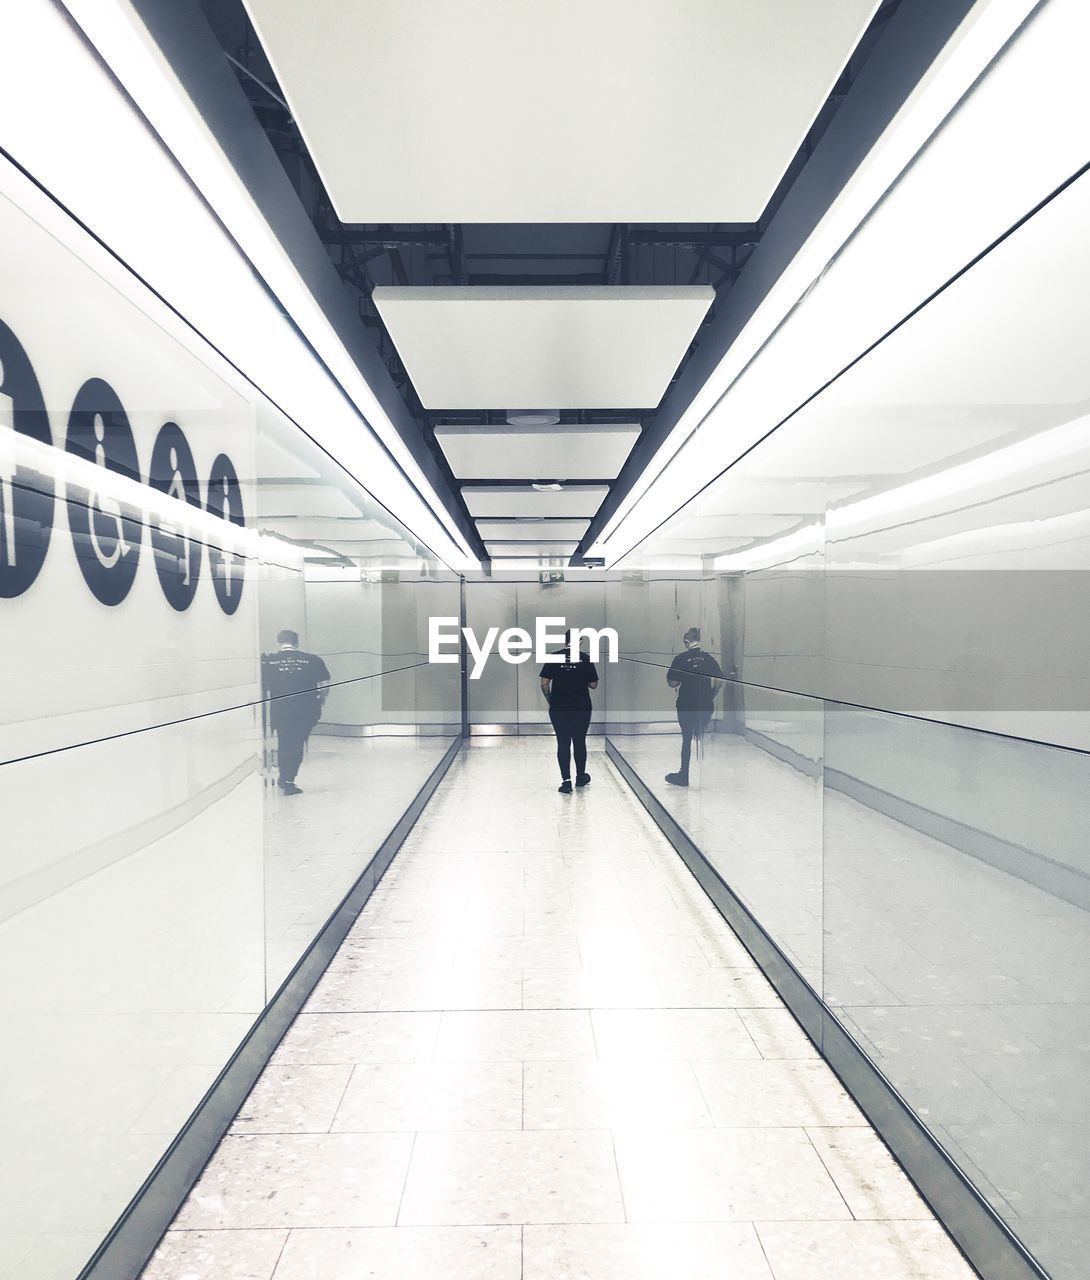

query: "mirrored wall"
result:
(0, 148), (459, 1279)
(602, 151), (1090, 1280)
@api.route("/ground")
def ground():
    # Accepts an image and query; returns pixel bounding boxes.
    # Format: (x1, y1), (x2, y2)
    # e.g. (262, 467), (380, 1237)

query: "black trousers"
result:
(677, 708), (711, 776)
(274, 715), (315, 784)
(550, 707), (591, 780)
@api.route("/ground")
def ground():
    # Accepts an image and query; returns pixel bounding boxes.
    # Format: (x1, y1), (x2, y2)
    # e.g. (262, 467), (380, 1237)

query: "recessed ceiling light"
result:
(532, 482), (563, 492)
(507, 410), (561, 427)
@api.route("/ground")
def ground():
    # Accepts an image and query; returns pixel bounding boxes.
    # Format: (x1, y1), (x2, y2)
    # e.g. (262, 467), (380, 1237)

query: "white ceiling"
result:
(435, 424), (640, 480)
(244, 0), (879, 223)
(484, 541), (580, 558)
(373, 286), (712, 410)
(475, 519), (590, 542)
(463, 485), (609, 519)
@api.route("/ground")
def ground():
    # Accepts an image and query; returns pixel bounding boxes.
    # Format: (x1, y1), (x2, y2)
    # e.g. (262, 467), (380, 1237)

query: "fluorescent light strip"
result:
(712, 411), (1090, 571)
(51, 0), (476, 570)
(593, 0), (1058, 565)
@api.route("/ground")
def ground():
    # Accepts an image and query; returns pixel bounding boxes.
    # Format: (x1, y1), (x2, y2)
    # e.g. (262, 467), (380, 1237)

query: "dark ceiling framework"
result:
(199, 0), (904, 563)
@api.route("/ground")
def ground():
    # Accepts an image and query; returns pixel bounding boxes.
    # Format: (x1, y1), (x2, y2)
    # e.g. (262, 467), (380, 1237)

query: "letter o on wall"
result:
(206, 452), (246, 615)
(65, 377), (143, 607)
(149, 421), (202, 611)
(0, 317), (54, 598)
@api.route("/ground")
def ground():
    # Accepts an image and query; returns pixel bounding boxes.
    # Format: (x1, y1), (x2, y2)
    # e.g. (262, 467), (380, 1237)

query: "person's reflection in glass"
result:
(262, 629), (330, 796)
(665, 626), (723, 787)
(539, 628), (598, 794)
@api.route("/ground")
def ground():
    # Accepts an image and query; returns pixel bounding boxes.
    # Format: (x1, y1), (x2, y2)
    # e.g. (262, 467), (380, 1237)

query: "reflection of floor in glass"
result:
(263, 735), (457, 995)
(826, 784), (1090, 1280)
(0, 780), (265, 1280)
(611, 730), (1090, 1280)
(144, 739), (975, 1280)
(607, 731), (823, 986)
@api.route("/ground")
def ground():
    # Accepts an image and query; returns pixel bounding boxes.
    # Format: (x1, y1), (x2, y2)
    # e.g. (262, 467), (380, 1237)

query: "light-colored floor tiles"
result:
(143, 739), (973, 1279)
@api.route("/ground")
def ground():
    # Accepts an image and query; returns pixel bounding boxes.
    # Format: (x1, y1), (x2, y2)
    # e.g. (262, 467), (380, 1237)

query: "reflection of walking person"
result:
(540, 630), (598, 794)
(262, 630), (330, 796)
(666, 627), (723, 788)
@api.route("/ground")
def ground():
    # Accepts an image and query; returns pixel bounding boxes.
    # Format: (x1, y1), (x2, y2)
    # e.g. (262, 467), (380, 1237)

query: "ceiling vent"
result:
(506, 410), (561, 427)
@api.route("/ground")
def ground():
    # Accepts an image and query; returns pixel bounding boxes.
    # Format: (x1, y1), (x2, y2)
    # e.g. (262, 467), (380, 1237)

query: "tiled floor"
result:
(142, 738), (975, 1280)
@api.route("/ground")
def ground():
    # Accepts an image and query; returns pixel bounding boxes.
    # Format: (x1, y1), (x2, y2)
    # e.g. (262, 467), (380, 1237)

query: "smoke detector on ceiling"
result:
(506, 410), (561, 427)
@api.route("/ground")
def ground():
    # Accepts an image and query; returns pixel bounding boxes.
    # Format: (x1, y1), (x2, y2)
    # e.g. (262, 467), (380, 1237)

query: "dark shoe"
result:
(281, 782), (303, 795)
(665, 772), (688, 787)
(575, 773), (591, 788)
(558, 780), (573, 794)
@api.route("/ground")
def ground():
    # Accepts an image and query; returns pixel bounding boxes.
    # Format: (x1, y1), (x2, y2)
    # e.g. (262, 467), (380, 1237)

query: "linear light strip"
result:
(592, 0), (1056, 566)
(47, 0), (475, 570)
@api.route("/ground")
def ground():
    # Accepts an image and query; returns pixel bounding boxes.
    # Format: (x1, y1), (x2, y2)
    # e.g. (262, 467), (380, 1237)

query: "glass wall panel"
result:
(0, 130), (460, 1280)
(600, 114), (1090, 1280)
(605, 576), (825, 990)
(823, 707), (1090, 1280)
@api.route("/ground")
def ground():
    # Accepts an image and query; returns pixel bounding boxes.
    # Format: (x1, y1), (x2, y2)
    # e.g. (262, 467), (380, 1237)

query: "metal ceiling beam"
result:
(627, 228), (760, 247)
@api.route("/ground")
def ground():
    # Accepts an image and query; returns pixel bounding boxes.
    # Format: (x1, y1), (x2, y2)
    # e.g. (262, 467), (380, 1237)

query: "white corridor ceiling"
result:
(373, 287), (713, 410)
(435, 424), (641, 480)
(228, 0), (889, 565)
(243, 0), (880, 224)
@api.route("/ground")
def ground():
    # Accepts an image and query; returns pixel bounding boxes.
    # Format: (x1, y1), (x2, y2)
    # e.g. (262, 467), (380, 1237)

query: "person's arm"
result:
(315, 656), (331, 703)
(707, 656), (724, 702)
(667, 655), (682, 689)
(586, 661), (599, 691)
(539, 666), (552, 701)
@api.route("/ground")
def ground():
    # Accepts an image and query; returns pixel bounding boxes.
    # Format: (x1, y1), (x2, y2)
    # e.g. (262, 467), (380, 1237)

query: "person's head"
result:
(683, 626), (701, 649)
(277, 629), (299, 647)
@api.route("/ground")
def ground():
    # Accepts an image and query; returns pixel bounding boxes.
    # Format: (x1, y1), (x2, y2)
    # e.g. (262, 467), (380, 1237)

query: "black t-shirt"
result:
(262, 647), (330, 722)
(667, 647), (723, 711)
(540, 649), (598, 713)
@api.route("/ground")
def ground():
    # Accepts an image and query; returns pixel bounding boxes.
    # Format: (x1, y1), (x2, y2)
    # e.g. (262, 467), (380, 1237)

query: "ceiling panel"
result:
(484, 541), (579, 558)
(474, 519), (590, 541)
(246, 0), (879, 222)
(374, 286), (712, 409)
(435, 424), (640, 480)
(463, 485), (609, 519)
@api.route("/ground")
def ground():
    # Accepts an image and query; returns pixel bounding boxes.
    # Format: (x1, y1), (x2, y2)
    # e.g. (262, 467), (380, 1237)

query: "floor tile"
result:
(524, 1060), (712, 1129)
(614, 1128), (852, 1222)
(692, 1059), (866, 1127)
(806, 1127), (934, 1219)
(755, 1220), (977, 1279)
(738, 1008), (818, 1059)
(399, 1130), (624, 1226)
(379, 970), (523, 1012)
(273, 1013), (441, 1065)
(175, 1134), (413, 1229)
(592, 1008), (762, 1060)
(523, 966), (666, 1010)
(271, 1226), (520, 1279)
(434, 1010), (595, 1061)
(522, 1223), (774, 1280)
(331, 1062), (522, 1132)
(232, 1066), (353, 1135)
(140, 1229), (287, 1280)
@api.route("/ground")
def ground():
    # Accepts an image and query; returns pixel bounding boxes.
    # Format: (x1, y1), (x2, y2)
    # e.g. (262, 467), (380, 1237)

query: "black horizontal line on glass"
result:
(0, 661), (434, 770)
(616, 656), (1090, 758)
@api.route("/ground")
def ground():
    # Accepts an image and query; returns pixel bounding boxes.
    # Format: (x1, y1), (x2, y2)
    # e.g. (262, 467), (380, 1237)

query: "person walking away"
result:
(665, 626), (723, 787)
(262, 629), (330, 795)
(540, 630), (598, 794)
